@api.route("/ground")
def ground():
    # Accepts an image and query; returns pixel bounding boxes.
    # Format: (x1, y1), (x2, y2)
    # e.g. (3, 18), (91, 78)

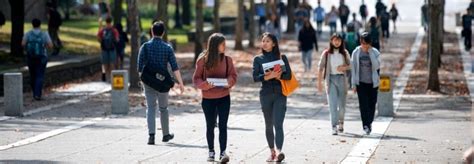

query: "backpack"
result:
(345, 32), (358, 55)
(370, 26), (380, 44)
(26, 32), (46, 57)
(101, 28), (116, 50)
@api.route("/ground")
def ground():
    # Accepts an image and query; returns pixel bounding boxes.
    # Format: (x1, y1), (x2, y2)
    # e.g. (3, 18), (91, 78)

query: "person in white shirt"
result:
(317, 33), (351, 135)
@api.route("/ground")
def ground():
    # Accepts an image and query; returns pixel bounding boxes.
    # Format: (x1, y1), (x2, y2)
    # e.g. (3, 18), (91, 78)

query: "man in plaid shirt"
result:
(137, 21), (184, 145)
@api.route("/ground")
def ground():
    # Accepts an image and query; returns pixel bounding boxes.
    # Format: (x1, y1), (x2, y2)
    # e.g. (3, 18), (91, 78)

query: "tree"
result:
(174, 0), (183, 28)
(234, 0), (244, 50)
(113, 0), (124, 26)
(286, 0), (296, 33)
(427, 0), (441, 91)
(182, 0), (191, 25)
(213, 0), (220, 32)
(9, 0), (24, 58)
(157, 0), (168, 40)
(127, 0), (140, 88)
(248, 0), (256, 48)
(194, 0), (204, 63)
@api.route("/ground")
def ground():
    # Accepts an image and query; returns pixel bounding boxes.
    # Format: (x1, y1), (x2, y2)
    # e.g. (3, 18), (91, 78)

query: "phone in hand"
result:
(274, 64), (281, 72)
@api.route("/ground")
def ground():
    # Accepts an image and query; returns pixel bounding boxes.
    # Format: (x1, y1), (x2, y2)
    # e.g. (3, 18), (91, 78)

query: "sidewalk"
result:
(0, 23), (471, 163)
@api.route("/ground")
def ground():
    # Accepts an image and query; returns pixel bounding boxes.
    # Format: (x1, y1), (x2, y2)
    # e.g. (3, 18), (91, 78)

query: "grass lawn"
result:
(0, 18), (190, 57)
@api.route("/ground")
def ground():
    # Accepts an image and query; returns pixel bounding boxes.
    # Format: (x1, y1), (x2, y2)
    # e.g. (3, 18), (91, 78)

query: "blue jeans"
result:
(27, 56), (47, 98)
(327, 75), (347, 127)
(301, 49), (313, 72)
(329, 22), (337, 35)
(143, 84), (170, 136)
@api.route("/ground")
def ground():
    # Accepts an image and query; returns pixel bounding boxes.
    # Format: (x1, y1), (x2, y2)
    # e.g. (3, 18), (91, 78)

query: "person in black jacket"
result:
(252, 32), (293, 162)
(298, 20), (319, 72)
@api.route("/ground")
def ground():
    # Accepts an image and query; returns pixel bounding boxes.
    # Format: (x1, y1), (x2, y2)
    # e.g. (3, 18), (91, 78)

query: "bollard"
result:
(111, 70), (129, 114)
(4, 73), (23, 116)
(377, 75), (394, 117)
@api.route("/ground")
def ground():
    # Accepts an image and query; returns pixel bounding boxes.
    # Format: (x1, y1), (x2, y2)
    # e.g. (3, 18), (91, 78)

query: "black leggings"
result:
(202, 95), (230, 153)
(356, 82), (378, 128)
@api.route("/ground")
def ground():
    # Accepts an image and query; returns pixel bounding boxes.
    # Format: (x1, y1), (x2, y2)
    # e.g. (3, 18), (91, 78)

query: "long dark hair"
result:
(328, 33), (346, 54)
(261, 32), (281, 59)
(302, 19), (315, 33)
(201, 33), (226, 70)
(328, 33), (349, 64)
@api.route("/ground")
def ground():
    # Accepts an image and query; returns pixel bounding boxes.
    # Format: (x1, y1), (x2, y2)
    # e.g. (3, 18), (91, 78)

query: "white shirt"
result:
(330, 52), (344, 75)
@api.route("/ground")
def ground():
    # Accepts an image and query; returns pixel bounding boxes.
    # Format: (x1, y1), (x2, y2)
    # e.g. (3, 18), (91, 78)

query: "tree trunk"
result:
(157, 0), (168, 41)
(248, 0), (256, 48)
(182, 0), (191, 25)
(234, 0), (244, 50)
(438, 0), (445, 67)
(127, 0), (140, 88)
(427, 0), (441, 91)
(113, 0), (124, 26)
(194, 0), (204, 64)
(9, 0), (24, 58)
(286, 0), (295, 33)
(174, 0), (182, 28)
(213, 0), (220, 32)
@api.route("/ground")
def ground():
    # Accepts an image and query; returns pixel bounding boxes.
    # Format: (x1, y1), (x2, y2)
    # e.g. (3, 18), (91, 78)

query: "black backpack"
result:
(370, 26), (380, 44)
(101, 28), (116, 50)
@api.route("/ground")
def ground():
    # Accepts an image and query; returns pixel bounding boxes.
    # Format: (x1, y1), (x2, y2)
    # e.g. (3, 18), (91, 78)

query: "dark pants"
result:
(48, 26), (61, 56)
(382, 24), (390, 38)
(202, 95), (230, 153)
(340, 16), (349, 32)
(260, 93), (287, 150)
(27, 56), (47, 98)
(356, 82), (378, 129)
(463, 28), (472, 51)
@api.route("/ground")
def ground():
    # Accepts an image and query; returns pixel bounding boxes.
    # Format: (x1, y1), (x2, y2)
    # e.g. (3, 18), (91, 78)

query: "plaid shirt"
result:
(137, 37), (179, 73)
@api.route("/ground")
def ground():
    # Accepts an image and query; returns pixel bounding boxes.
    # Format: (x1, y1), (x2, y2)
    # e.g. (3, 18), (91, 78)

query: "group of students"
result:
(138, 19), (381, 162)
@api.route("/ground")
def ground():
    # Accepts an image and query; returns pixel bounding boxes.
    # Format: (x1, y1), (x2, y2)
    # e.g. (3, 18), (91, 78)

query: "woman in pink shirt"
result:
(193, 33), (237, 163)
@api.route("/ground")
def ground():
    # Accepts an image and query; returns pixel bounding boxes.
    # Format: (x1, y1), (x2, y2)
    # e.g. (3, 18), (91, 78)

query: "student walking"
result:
(313, 1), (325, 34)
(326, 6), (339, 35)
(46, 2), (62, 56)
(298, 20), (319, 72)
(114, 23), (128, 69)
(380, 6), (391, 38)
(252, 32), (293, 162)
(351, 32), (381, 135)
(461, 8), (472, 51)
(193, 33), (238, 163)
(138, 21), (185, 145)
(359, 0), (368, 23)
(389, 3), (399, 33)
(317, 33), (351, 135)
(265, 14), (281, 40)
(338, 0), (351, 33)
(366, 17), (383, 51)
(22, 19), (53, 100)
(97, 17), (119, 81)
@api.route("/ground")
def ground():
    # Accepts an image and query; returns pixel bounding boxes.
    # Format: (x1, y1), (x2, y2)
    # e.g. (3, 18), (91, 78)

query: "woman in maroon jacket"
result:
(193, 33), (238, 163)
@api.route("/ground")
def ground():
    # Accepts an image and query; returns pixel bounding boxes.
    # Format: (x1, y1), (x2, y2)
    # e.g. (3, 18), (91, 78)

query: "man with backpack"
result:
(47, 2), (62, 56)
(22, 19), (53, 100)
(97, 17), (119, 82)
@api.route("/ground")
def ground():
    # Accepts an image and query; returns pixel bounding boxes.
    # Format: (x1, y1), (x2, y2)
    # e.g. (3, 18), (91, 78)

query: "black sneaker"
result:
(207, 151), (215, 162)
(33, 96), (42, 101)
(162, 133), (174, 142)
(219, 152), (230, 163)
(147, 134), (155, 145)
(276, 152), (285, 162)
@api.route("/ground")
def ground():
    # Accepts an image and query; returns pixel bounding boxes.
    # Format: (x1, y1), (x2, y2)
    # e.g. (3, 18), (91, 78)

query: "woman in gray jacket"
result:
(351, 32), (381, 135)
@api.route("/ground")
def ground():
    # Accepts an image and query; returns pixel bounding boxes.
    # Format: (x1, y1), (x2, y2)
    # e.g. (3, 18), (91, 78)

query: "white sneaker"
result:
(332, 126), (338, 135)
(220, 152), (230, 163)
(207, 152), (215, 162)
